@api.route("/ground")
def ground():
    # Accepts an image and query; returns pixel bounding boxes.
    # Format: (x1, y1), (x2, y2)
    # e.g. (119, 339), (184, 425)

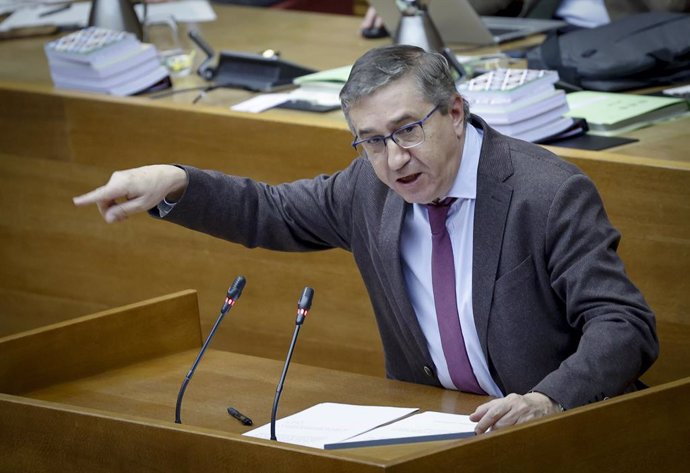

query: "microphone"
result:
(270, 287), (314, 441)
(175, 276), (247, 424)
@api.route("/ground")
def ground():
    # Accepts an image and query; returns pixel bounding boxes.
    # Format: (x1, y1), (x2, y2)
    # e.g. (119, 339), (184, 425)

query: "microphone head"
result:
(227, 276), (247, 300)
(297, 287), (314, 311)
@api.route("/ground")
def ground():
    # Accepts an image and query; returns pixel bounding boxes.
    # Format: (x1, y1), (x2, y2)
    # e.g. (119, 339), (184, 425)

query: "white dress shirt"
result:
(400, 123), (503, 397)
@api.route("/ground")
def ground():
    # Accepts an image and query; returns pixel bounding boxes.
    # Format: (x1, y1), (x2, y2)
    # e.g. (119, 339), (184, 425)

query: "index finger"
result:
(73, 184), (124, 207)
(469, 398), (495, 422)
(473, 401), (509, 435)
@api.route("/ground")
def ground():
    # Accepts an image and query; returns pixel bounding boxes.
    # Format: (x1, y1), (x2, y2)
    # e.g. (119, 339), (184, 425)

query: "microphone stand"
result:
(270, 287), (314, 441)
(175, 276), (246, 424)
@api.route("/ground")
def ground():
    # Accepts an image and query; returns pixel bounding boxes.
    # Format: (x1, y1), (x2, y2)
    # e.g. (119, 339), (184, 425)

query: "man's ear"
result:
(450, 94), (465, 134)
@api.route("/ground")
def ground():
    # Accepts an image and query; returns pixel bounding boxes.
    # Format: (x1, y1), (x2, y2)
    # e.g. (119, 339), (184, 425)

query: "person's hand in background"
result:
(360, 6), (389, 38)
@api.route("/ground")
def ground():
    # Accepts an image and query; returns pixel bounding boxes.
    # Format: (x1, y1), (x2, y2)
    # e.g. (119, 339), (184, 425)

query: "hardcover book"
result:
(52, 65), (169, 96)
(458, 68), (559, 104)
(458, 69), (574, 142)
(47, 43), (159, 81)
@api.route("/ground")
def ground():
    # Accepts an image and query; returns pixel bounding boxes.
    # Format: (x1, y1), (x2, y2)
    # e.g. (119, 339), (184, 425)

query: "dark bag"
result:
(527, 12), (690, 91)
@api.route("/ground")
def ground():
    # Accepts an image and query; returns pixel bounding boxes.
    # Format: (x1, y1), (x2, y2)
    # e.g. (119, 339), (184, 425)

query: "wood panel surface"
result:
(1, 297), (688, 472)
(1, 362), (687, 472)
(1, 95), (689, 381)
(0, 290), (201, 395)
(0, 151), (385, 377)
(645, 321), (690, 386)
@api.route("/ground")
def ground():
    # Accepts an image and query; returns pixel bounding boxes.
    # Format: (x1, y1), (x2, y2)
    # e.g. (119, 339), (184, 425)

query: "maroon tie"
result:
(426, 198), (486, 394)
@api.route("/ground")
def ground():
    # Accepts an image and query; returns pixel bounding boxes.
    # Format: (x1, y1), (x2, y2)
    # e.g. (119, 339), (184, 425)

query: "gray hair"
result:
(340, 44), (469, 129)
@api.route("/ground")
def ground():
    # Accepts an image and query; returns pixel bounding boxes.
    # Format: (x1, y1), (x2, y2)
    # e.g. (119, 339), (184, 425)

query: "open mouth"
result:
(397, 173), (421, 184)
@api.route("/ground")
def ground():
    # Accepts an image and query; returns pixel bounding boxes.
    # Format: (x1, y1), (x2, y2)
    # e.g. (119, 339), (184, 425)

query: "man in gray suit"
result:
(74, 45), (658, 434)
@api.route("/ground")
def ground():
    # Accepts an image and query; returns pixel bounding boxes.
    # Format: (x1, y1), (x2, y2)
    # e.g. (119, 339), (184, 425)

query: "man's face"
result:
(348, 76), (466, 204)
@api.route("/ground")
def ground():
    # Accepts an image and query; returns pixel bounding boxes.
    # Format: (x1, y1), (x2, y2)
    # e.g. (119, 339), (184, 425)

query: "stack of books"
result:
(44, 27), (170, 96)
(458, 69), (575, 142)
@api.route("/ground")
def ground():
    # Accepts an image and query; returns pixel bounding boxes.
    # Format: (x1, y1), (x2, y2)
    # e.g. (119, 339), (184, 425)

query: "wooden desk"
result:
(1, 4), (687, 162)
(1, 291), (688, 472)
(0, 5), (688, 385)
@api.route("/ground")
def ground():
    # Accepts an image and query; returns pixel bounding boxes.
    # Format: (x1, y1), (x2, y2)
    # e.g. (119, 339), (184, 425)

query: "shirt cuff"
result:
(156, 198), (177, 218)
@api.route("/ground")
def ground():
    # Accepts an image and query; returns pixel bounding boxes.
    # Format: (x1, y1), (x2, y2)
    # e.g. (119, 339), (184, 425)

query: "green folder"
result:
(565, 91), (688, 134)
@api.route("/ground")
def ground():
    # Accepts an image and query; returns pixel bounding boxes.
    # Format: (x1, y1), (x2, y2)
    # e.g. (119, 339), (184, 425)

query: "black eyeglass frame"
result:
(351, 105), (440, 154)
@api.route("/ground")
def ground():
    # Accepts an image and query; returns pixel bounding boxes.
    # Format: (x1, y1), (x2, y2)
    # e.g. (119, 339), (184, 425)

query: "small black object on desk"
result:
(227, 407), (253, 426)
(361, 25), (389, 39)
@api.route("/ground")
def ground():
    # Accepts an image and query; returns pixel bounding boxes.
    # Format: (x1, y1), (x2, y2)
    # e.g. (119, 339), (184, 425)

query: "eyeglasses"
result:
(352, 106), (439, 157)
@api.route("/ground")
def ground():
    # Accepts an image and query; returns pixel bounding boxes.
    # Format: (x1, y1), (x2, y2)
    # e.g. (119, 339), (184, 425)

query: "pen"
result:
(227, 407), (253, 426)
(39, 4), (71, 18)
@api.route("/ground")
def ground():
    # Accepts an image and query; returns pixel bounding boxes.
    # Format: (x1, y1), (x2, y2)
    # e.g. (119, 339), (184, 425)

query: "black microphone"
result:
(270, 287), (314, 441)
(175, 276), (247, 424)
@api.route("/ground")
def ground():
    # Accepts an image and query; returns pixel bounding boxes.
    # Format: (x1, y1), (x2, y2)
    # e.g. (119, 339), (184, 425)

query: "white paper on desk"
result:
(231, 88), (341, 114)
(0, 1), (66, 16)
(288, 88), (341, 107)
(0, 3), (90, 32)
(231, 93), (292, 113)
(325, 411), (477, 449)
(0, 0), (215, 32)
(136, 0), (216, 24)
(243, 403), (418, 449)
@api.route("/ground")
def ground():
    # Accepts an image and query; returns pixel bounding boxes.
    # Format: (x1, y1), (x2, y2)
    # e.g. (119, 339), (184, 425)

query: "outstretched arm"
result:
(72, 165), (188, 223)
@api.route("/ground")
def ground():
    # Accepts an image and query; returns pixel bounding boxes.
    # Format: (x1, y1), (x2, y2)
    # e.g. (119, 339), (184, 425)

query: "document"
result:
(324, 411), (477, 450)
(231, 93), (293, 113)
(0, 2), (90, 32)
(243, 403), (477, 450)
(0, 0), (216, 33)
(243, 403), (418, 449)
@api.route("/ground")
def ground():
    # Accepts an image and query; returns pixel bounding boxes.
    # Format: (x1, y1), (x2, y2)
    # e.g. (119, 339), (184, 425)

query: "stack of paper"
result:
(458, 69), (574, 142)
(44, 27), (169, 96)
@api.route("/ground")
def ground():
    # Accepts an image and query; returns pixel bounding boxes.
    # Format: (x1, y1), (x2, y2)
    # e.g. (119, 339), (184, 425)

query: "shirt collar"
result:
(447, 122), (482, 201)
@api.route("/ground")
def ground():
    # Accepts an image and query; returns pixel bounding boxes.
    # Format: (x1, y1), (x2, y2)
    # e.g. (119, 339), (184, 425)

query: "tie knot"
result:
(426, 198), (456, 235)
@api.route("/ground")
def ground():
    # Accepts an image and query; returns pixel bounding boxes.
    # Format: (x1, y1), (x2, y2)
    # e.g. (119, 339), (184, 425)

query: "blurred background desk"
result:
(0, 4), (688, 386)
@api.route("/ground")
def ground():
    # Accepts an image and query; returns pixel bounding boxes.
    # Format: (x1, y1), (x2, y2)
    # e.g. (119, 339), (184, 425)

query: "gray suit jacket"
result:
(162, 116), (658, 409)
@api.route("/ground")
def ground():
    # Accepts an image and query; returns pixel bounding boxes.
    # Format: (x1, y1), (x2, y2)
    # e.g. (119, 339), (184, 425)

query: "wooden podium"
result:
(1, 290), (688, 472)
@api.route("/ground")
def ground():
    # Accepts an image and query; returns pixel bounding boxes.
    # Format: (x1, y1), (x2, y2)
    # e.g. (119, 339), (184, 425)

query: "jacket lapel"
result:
(471, 117), (514, 364)
(378, 191), (435, 367)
